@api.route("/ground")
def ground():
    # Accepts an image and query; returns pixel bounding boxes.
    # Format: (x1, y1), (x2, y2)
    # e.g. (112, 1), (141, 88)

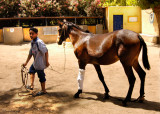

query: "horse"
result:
(57, 20), (150, 106)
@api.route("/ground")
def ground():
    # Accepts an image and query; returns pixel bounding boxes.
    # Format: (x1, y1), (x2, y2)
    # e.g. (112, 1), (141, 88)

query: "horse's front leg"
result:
(74, 60), (86, 98)
(94, 64), (110, 99)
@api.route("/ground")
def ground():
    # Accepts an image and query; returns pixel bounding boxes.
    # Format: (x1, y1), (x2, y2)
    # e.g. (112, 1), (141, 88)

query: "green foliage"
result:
(102, 0), (160, 11)
(102, 0), (141, 7)
(126, 0), (138, 6)
(137, 0), (160, 9)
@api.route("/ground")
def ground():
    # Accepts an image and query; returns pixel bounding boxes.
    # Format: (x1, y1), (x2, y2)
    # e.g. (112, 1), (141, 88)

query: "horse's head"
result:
(57, 20), (71, 45)
(57, 20), (90, 45)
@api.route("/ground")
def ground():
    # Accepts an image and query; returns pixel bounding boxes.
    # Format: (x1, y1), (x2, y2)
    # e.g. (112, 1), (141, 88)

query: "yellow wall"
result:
(23, 26), (59, 43)
(88, 26), (96, 34)
(0, 29), (3, 43)
(106, 6), (141, 33)
(23, 28), (31, 41)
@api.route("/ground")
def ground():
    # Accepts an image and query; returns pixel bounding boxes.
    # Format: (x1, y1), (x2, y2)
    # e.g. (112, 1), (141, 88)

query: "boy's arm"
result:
(45, 51), (50, 67)
(23, 54), (32, 67)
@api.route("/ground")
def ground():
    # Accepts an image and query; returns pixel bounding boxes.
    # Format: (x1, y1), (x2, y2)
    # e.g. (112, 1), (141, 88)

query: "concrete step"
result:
(140, 33), (159, 44)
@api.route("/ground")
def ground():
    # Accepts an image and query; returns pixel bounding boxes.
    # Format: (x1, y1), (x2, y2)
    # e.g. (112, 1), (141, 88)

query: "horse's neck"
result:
(69, 29), (86, 47)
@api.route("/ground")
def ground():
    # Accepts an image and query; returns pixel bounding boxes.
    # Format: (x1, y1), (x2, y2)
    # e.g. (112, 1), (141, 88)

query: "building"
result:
(106, 6), (141, 33)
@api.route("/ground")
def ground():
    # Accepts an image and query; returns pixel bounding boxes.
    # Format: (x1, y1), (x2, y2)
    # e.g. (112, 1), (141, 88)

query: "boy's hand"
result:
(46, 62), (50, 67)
(22, 63), (27, 67)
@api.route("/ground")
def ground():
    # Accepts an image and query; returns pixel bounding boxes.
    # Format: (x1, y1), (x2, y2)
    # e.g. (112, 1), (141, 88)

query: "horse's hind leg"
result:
(133, 60), (146, 102)
(121, 63), (136, 106)
(94, 64), (110, 99)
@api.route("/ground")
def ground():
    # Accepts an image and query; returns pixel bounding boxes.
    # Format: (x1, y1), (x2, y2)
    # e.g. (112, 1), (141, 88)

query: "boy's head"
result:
(29, 28), (38, 40)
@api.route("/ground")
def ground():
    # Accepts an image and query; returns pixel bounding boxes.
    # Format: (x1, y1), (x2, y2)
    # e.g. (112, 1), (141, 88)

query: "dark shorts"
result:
(29, 64), (46, 83)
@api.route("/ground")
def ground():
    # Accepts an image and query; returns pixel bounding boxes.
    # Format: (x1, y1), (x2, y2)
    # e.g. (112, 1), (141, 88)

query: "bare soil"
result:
(0, 42), (159, 114)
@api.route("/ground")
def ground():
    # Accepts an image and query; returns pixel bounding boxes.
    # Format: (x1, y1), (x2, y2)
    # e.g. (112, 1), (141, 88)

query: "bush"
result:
(0, 0), (22, 18)
(0, 0), (103, 18)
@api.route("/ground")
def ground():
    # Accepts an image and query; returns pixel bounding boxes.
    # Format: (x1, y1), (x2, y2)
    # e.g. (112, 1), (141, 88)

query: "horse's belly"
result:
(89, 50), (119, 65)
(98, 55), (119, 65)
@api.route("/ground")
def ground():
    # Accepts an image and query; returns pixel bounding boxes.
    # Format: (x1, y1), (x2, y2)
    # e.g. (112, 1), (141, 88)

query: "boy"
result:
(23, 27), (49, 96)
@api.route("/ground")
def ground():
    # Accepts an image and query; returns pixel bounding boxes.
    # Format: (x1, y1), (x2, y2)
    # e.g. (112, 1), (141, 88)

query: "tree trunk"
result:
(154, 5), (160, 44)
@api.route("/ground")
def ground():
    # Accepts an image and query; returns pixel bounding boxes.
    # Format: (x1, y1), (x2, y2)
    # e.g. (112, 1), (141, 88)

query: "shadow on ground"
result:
(82, 92), (160, 112)
(0, 88), (159, 113)
(0, 87), (79, 114)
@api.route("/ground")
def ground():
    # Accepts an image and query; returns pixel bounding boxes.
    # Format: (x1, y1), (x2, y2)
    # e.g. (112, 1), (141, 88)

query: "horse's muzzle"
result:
(57, 41), (62, 45)
(57, 36), (62, 45)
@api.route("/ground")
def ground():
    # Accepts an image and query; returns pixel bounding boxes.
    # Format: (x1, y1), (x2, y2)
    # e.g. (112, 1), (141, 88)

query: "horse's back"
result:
(115, 29), (140, 45)
(86, 32), (116, 58)
(86, 29), (141, 65)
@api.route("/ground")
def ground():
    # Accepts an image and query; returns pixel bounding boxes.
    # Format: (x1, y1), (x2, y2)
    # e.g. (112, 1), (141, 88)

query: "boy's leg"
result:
(37, 70), (47, 93)
(41, 82), (46, 93)
(28, 64), (36, 90)
(30, 73), (35, 88)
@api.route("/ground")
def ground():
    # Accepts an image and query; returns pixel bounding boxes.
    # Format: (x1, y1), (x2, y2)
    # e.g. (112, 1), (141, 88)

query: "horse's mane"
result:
(67, 22), (90, 33)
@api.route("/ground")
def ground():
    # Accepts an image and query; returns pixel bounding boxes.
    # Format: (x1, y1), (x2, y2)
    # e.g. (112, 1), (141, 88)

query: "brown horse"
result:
(57, 20), (150, 106)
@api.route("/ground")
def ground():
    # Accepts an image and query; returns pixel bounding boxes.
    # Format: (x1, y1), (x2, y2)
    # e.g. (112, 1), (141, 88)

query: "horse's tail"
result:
(138, 35), (150, 70)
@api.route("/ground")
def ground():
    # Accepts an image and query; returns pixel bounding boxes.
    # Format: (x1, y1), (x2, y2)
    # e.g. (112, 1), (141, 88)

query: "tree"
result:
(137, 0), (160, 38)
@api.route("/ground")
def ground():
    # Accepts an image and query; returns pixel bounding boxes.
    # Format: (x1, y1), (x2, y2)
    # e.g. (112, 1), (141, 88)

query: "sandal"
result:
(35, 91), (47, 96)
(26, 85), (34, 90)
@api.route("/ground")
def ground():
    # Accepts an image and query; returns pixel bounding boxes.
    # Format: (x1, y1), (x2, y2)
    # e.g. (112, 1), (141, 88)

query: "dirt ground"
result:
(0, 42), (159, 114)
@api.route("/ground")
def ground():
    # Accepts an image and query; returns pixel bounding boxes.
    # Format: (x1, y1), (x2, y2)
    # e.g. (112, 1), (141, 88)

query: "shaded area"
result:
(82, 92), (160, 112)
(0, 87), (79, 114)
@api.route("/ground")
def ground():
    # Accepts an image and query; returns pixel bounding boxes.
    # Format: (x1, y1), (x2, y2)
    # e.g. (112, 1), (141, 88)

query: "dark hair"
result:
(29, 28), (38, 33)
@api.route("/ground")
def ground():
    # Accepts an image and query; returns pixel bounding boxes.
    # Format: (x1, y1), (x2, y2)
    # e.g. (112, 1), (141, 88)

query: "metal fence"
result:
(0, 16), (105, 29)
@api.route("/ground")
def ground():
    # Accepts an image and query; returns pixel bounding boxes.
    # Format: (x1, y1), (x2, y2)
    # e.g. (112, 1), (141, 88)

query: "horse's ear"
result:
(58, 20), (63, 27)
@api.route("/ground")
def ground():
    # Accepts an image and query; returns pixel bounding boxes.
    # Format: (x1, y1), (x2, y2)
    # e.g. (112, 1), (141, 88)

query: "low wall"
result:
(88, 26), (96, 34)
(140, 34), (159, 44)
(52, 25), (103, 43)
(96, 24), (103, 34)
(35, 26), (59, 43)
(23, 26), (59, 43)
(2, 25), (103, 44)
(23, 28), (31, 42)
(3, 27), (23, 45)
(0, 29), (3, 43)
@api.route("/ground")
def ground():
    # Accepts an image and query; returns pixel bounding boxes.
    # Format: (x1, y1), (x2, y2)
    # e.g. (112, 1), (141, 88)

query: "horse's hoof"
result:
(137, 96), (145, 103)
(74, 93), (80, 98)
(122, 98), (131, 106)
(103, 93), (109, 99)
(74, 90), (82, 98)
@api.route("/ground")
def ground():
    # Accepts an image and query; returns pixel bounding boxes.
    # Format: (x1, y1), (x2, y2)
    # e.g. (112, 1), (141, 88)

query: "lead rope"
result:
(18, 66), (35, 96)
(18, 66), (29, 96)
(48, 41), (66, 74)
(20, 65), (29, 90)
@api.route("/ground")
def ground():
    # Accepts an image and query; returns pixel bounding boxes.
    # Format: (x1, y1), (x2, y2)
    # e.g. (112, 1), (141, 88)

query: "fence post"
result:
(45, 18), (47, 26)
